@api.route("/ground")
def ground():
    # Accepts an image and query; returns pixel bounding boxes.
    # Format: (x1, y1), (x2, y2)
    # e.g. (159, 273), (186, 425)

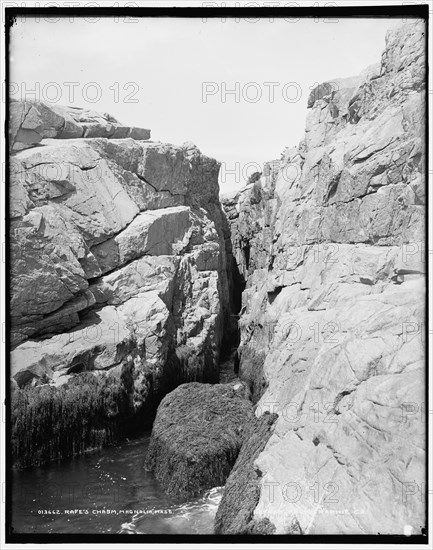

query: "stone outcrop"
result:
(219, 21), (425, 535)
(10, 100), (150, 151)
(10, 102), (234, 466)
(145, 382), (254, 499)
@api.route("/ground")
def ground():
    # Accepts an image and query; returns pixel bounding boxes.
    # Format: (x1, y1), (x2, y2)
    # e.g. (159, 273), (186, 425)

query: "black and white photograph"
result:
(0, 1), (430, 547)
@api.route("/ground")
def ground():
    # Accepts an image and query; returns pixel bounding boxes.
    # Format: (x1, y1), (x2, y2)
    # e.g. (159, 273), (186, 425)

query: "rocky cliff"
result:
(9, 102), (234, 466)
(8, 19), (426, 536)
(220, 21), (425, 535)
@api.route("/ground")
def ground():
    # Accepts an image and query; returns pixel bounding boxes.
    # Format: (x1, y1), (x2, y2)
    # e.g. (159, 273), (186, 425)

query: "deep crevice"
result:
(243, 243), (251, 271)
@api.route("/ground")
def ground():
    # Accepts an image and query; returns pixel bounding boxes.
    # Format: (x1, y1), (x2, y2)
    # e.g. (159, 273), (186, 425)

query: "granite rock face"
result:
(10, 102), (233, 464)
(220, 21), (425, 535)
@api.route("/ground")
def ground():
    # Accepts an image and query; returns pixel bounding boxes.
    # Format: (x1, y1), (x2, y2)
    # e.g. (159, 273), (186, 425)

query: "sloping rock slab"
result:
(145, 382), (254, 499)
(214, 412), (278, 535)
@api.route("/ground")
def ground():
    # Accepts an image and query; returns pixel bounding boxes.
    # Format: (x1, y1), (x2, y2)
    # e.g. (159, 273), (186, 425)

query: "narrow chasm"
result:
(219, 243), (247, 383)
(11, 19), (426, 535)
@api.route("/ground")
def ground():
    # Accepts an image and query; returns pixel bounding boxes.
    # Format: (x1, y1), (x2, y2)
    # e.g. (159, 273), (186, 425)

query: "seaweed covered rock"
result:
(145, 382), (254, 499)
(11, 370), (134, 469)
(214, 412), (278, 534)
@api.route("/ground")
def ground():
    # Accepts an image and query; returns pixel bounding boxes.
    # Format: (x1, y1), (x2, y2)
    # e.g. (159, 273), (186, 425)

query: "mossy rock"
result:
(145, 382), (254, 500)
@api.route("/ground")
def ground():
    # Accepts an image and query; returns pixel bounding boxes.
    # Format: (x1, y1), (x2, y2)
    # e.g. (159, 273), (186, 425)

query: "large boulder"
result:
(145, 382), (254, 499)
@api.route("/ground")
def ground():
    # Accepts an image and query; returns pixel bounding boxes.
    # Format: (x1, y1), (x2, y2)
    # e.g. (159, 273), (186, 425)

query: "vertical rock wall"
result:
(220, 21), (426, 534)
